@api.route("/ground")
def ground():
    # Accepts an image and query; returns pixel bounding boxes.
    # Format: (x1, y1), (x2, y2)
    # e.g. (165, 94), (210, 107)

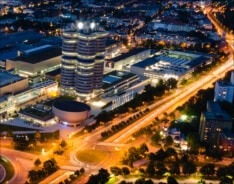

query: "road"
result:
(2, 5), (234, 184)
(70, 27), (234, 180)
(0, 148), (35, 184)
(105, 58), (233, 144)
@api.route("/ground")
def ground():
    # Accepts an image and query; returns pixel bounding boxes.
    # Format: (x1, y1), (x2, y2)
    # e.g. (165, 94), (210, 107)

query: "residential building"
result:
(214, 70), (234, 103)
(199, 101), (232, 144)
(102, 70), (139, 97)
(105, 48), (153, 72)
(219, 130), (234, 153)
(61, 20), (108, 101)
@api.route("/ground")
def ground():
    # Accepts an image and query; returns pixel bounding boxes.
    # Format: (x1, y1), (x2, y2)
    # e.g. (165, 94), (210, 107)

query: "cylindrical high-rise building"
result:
(61, 31), (78, 94)
(61, 21), (107, 100)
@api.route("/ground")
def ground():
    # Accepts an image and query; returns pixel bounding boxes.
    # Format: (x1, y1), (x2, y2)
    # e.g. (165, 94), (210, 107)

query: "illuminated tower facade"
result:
(61, 21), (107, 101)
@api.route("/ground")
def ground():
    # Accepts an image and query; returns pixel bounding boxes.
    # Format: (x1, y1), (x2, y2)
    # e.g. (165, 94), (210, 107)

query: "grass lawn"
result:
(106, 176), (119, 184)
(76, 149), (108, 164)
(0, 156), (14, 183)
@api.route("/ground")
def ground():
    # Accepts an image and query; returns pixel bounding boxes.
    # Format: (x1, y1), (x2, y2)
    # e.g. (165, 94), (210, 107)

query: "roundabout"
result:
(0, 164), (6, 183)
(0, 156), (14, 183)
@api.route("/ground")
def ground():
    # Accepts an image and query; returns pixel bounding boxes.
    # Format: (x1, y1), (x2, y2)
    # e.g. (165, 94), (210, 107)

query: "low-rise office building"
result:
(0, 71), (28, 97)
(18, 104), (55, 127)
(0, 80), (58, 118)
(130, 50), (213, 80)
(104, 48), (153, 71)
(102, 70), (139, 97)
(6, 45), (61, 83)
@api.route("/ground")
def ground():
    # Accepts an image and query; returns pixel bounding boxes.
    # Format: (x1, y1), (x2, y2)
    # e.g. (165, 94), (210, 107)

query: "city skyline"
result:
(0, 0), (234, 184)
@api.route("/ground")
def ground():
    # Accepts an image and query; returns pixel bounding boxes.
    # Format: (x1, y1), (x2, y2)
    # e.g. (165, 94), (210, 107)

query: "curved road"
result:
(0, 148), (35, 184)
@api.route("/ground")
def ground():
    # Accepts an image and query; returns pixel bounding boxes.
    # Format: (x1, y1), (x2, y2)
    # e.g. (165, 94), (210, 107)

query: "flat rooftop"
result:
(103, 70), (138, 89)
(106, 48), (149, 62)
(133, 57), (159, 68)
(19, 106), (54, 121)
(203, 111), (232, 121)
(0, 31), (45, 50)
(133, 50), (210, 70)
(53, 100), (91, 112)
(204, 101), (232, 121)
(0, 71), (26, 88)
(12, 45), (61, 64)
(45, 68), (61, 76)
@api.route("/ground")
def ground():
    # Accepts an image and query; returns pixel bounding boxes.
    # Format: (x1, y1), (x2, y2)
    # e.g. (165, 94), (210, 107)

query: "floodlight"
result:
(77, 22), (83, 29)
(90, 22), (95, 29)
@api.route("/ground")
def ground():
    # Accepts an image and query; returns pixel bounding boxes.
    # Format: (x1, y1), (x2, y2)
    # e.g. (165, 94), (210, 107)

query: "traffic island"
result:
(76, 148), (108, 164)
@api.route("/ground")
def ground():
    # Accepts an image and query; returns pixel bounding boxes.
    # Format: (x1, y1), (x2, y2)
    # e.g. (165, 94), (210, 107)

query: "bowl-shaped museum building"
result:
(52, 100), (91, 127)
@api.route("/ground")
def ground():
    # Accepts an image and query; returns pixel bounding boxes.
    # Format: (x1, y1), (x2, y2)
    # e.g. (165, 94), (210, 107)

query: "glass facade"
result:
(61, 21), (107, 100)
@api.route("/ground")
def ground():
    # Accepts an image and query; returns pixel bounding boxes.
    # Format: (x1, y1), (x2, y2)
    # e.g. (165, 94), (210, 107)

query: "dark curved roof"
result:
(53, 100), (91, 112)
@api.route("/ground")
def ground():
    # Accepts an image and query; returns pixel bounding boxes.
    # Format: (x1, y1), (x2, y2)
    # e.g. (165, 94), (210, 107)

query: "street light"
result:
(68, 133), (74, 147)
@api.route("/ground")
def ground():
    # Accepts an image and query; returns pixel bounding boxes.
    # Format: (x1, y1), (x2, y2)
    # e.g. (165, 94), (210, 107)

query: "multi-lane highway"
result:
(107, 58), (233, 144)
(2, 5), (234, 184)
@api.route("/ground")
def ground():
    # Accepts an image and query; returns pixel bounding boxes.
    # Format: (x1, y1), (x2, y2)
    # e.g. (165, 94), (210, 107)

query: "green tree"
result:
(216, 166), (229, 178)
(28, 170), (39, 183)
(186, 132), (200, 152)
(182, 162), (196, 175)
(165, 78), (178, 90)
(80, 167), (85, 174)
(139, 143), (149, 155)
(34, 158), (41, 167)
(169, 162), (180, 175)
(165, 148), (178, 160)
(151, 131), (161, 145)
(200, 163), (215, 176)
(155, 148), (167, 161)
(165, 136), (173, 147)
(122, 167), (130, 175)
(34, 130), (41, 141)
(219, 177), (233, 184)
(43, 158), (59, 175)
(167, 176), (179, 184)
(87, 168), (110, 184)
(135, 178), (154, 184)
(60, 140), (67, 148)
(146, 161), (155, 177)
(110, 166), (122, 176)
(155, 161), (168, 176)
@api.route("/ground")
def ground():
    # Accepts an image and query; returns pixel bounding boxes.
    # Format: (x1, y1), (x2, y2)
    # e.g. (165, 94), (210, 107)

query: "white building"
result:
(130, 50), (213, 80)
(104, 48), (153, 72)
(214, 70), (234, 103)
(152, 19), (196, 32)
(0, 80), (58, 117)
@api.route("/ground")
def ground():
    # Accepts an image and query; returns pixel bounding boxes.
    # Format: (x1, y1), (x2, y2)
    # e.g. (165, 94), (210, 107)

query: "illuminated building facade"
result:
(61, 20), (108, 100)
(0, 80), (58, 119)
(7, 45), (61, 84)
(214, 70), (234, 103)
(199, 101), (232, 144)
(0, 71), (28, 97)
